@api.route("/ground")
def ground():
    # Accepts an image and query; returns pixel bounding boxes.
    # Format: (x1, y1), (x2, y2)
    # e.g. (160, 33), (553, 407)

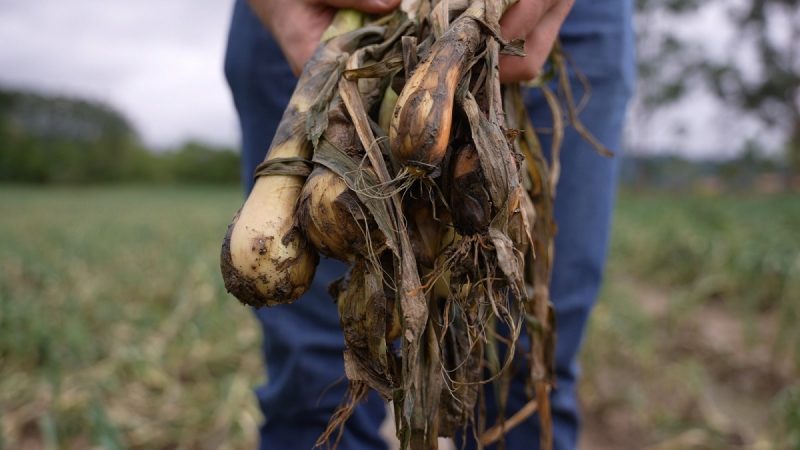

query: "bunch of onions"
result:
(220, 2), (605, 448)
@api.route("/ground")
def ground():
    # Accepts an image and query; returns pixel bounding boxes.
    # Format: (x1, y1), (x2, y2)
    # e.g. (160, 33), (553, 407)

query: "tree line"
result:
(0, 88), (241, 184)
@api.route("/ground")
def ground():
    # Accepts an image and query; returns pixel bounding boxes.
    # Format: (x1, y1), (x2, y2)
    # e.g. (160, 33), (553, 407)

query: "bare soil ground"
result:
(579, 277), (796, 449)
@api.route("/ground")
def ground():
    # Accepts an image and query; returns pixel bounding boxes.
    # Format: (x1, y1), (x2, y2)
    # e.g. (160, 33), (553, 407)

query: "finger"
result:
(287, 39), (322, 75)
(499, 0), (559, 42)
(315, 0), (401, 14)
(280, 4), (335, 75)
(499, 0), (574, 82)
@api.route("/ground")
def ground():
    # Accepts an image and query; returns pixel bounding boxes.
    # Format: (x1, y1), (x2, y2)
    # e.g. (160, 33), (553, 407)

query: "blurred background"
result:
(0, 0), (798, 449)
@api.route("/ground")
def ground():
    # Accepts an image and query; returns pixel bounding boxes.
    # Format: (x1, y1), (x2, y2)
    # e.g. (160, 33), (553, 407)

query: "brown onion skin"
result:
(389, 16), (482, 173)
(297, 166), (384, 262)
(449, 144), (492, 235)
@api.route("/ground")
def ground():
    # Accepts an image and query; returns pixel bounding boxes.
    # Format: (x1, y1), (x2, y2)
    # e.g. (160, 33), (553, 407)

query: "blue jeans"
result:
(224, 1), (634, 448)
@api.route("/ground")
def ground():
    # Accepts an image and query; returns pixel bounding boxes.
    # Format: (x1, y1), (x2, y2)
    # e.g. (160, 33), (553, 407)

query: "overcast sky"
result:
(0, 1), (768, 157)
(0, 0), (237, 149)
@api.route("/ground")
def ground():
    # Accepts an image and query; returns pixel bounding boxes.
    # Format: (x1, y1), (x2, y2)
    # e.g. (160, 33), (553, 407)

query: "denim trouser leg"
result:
(224, 0), (634, 448)
(460, 83), (633, 446)
(461, 2), (636, 448)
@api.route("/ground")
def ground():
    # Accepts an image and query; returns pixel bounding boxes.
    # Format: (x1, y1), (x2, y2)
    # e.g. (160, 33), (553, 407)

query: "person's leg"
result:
(224, 2), (387, 449)
(540, 3), (636, 447)
(463, 1), (636, 449)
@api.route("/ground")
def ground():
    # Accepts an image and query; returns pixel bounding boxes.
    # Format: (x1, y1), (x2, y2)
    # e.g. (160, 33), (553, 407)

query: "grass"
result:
(580, 190), (800, 449)
(0, 186), (263, 449)
(610, 191), (800, 362)
(1, 186), (798, 449)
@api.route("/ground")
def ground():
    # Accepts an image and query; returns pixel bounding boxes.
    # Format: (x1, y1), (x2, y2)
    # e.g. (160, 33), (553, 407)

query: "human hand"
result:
(248, 0), (401, 75)
(499, 0), (575, 82)
(249, 0), (572, 81)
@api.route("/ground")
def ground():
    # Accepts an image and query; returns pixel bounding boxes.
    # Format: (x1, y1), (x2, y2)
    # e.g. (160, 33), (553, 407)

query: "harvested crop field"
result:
(1, 186), (798, 449)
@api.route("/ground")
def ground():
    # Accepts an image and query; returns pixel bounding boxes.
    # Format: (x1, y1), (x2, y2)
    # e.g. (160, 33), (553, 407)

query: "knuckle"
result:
(519, 66), (539, 81)
(513, 59), (539, 81)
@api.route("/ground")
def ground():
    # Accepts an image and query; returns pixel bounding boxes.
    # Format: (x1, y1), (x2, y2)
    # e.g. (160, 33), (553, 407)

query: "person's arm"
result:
(248, 0), (575, 82)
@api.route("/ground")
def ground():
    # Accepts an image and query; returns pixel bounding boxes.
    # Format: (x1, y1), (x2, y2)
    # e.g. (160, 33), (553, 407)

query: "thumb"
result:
(316, 0), (401, 14)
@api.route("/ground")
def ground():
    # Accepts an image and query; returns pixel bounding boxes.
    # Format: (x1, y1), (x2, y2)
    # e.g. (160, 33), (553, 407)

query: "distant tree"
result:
(702, 1), (800, 172)
(0, 87), (240, 184)
(634, 0), (702, 110)
(165, 141), (241, 184)
(0, 87), (152, 182)
(632, 0), (800, 173)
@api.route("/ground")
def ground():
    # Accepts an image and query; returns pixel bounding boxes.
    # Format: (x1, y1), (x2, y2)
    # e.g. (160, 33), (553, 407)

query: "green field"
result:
(582, 192), (800, 449)
(1, 186), (798, 449)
